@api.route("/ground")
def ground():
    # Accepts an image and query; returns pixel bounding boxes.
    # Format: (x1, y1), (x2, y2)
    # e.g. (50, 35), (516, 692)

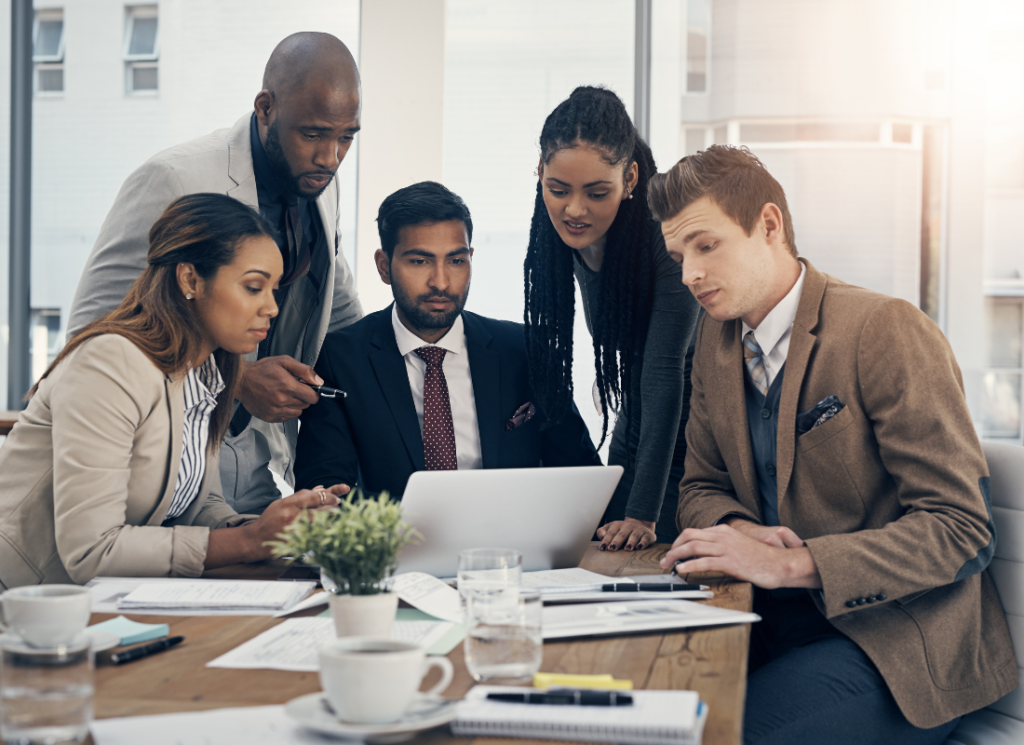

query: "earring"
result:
(625, 190), (633, 200)
(185, 292), (194, 300)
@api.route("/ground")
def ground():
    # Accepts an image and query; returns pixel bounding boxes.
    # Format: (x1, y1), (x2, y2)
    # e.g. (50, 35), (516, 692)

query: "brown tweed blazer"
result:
(679, 259), (1018, 728)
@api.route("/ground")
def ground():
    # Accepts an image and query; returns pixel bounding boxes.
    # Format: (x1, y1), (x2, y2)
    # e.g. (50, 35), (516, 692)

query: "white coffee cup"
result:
(0, 585), (92, 648)
(319, 637), (454, 724)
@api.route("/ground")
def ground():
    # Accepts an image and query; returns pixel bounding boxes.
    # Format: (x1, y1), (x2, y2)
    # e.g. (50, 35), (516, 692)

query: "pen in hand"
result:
(109, 636), (185, 665)
(299, 379), (347, 399)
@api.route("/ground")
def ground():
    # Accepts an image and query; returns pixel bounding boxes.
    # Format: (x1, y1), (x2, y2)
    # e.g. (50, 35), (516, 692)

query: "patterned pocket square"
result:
(506, 402), (536, 431)
(796, 395), (845, 437)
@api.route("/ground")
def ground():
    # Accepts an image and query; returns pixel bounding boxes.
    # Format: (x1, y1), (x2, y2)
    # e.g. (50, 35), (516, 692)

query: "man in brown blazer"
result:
(648, 145), (1017, 744)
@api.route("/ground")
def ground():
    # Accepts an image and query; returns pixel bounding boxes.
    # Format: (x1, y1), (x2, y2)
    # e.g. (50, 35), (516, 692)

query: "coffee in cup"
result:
(319, 637), (454, 724)
(0, 585), (92, 648)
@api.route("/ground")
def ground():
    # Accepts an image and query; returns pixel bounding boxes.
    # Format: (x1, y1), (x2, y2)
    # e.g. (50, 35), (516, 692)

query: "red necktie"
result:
(415, 347), (458, 471)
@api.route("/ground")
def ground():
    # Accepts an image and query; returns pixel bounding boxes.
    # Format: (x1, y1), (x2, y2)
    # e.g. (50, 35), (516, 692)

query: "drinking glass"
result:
(463, 587), (543, 683)
(457, 548), (522, 603)
(0, 637), (93, 745)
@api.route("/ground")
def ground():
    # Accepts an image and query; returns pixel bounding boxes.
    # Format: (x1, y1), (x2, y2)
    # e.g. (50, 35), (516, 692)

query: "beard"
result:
(392, 281), (469, 333)
(263, 120), (334, 200)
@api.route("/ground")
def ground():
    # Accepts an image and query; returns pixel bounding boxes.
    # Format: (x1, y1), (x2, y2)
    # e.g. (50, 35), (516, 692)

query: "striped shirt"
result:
(164, 356), (225, 521)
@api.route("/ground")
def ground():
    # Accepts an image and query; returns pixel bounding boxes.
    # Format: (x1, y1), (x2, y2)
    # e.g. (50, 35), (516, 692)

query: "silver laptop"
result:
(396, 465), (624, 577)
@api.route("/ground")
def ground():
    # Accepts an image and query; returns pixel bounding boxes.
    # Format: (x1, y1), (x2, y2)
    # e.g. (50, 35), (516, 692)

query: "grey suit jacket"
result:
(0, 335), (253, 589)
(68, 114), (363, 512)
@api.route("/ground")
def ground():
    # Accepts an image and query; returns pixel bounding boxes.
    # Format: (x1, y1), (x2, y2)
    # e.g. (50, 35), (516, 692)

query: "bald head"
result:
(263, 32), (359, 100)
(254, 33), (361, 199)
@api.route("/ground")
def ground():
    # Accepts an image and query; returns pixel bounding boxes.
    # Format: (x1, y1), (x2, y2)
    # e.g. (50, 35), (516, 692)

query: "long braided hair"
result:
(524, 86), (658, 447)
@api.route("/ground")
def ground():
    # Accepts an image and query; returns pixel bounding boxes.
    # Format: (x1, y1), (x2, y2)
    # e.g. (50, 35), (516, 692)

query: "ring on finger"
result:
(317, 489), (327, 506)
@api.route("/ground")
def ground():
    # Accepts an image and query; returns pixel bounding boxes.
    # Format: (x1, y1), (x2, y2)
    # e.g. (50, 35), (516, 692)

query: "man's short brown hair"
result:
(648, 145), (798, 256)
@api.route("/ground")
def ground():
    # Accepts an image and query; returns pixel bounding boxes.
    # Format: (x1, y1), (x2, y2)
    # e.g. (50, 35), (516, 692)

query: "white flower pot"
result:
(328, 592), (398, 639)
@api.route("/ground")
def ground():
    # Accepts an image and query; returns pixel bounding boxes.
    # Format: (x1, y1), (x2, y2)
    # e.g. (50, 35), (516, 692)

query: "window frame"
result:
(123, 6), (160, 62)
(33, 9), (65, 63)
(982, 297), (1024, 445)
(683, 0), (711, 95)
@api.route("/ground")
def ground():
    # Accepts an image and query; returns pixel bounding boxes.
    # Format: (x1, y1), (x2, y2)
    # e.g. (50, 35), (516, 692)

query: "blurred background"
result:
(1, 0), (1021, 451)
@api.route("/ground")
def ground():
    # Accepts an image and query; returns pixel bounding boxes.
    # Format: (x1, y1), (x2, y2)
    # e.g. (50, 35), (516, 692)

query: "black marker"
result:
(487, 690), (633, 706)
(110, 636), (184, 665)
(601, 583), (703, 592)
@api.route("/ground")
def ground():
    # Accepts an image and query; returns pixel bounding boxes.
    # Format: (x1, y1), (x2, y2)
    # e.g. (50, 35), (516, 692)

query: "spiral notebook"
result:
(452, 686), (708, 745)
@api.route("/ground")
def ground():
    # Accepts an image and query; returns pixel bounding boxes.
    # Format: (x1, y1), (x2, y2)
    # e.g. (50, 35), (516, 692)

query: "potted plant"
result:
(268, 490), (420, 638)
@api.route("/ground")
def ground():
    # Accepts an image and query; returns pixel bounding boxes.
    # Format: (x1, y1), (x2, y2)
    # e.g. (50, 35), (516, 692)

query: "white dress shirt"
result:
(391, 305), (483, 470)
(741, 264), (806, 388)
(165, 356), (224, 521)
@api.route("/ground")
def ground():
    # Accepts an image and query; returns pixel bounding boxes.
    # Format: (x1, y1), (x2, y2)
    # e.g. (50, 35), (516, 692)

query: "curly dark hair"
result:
(523, 86), (658, 446)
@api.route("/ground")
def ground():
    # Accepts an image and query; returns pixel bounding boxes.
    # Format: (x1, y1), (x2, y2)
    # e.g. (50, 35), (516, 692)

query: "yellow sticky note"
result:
(532, 673), (634, 690)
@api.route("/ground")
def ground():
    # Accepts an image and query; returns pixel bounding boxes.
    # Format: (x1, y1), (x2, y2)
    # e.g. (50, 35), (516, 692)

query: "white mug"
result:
(319, 637), (454, 724)
(0, 585), (92, 648)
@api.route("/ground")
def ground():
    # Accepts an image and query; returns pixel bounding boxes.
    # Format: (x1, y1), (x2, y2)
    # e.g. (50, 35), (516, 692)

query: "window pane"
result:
(129, 17), (159, 57)
(987, 300), (1023, 369)
(982, 372), (1022, 440)
(35, 20), (64, 59)
(685, 127), (705, 154)
(131, 65), (159, 92)
(37, 68), (64, 93)
(685, 0), (709, 93)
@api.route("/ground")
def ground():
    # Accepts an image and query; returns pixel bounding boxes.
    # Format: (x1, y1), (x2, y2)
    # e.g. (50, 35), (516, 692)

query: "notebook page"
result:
(117, 581), (310, 611)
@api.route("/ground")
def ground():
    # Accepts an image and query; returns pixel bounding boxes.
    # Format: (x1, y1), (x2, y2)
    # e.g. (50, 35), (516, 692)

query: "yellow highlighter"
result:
(532, 673), (634, 690)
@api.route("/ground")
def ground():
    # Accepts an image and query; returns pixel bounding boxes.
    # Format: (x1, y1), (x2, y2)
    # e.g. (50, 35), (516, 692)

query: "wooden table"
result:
(0, 412), (18, 437)
(74, 545), (752, 745)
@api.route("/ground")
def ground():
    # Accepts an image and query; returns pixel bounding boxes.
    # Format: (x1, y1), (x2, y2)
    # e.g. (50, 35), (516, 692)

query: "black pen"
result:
(110, 636), (184, 665)
(301, 380), (347, 399)
(601, 583), (703, 592)
(487, 690), (633, 706)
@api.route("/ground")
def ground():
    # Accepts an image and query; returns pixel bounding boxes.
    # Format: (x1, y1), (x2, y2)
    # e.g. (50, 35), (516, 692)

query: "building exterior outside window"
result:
(124, 5), (159, 95)
(684, 0), (710, 93)
(34, 9), (65, 95)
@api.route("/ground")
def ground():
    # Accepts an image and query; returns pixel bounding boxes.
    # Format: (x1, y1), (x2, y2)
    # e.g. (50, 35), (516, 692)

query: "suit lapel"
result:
(226, 113), (258, 209)
(718, 321), (760, 515)
(464, 313), (501, 469)
(369, 310), (426, 471)
(776, 260), (826, 504)
(150, 375), (185, 525)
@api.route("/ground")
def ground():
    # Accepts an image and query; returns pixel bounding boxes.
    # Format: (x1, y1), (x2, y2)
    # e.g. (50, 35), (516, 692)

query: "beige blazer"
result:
(680, 260), (1018, 728)
(0, 334), (253, 589)
(66, 113), (364, 509)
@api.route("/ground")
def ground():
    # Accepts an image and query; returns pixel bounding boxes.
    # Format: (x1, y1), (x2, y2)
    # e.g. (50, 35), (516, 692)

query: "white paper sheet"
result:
(118, 581), (309, 611)
(272, 590), (329, 617)
(541, 598), (759, 639)
(86, 577), (315, 616)
(206, 617), (455, 672)
(90, 706), (331, 745)
(391, 572), (463, 622)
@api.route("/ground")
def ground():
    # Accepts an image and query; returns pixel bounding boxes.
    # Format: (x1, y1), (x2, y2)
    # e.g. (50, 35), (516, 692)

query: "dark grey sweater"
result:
(574, 227), (700, 538)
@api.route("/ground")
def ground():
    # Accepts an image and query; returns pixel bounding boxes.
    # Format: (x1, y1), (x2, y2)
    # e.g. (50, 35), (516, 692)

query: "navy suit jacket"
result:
(294, 306), (602, 497)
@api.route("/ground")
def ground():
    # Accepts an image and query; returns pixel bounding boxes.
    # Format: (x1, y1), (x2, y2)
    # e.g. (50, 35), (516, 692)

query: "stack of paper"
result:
(452, 686), (708, 745)
(541, 599), (759, 640)
(116, 581), (313, 612)
(87, 616), (169, 645)
(90, 706), (322, 745)
(521, 568), (713, 603)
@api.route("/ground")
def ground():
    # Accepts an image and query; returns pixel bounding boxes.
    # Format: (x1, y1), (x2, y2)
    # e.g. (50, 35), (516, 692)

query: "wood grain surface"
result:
(34, 545), (751, 745)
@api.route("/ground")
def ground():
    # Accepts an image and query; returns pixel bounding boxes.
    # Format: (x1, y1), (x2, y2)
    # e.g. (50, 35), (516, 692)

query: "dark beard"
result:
(392, 281), (469, 333)
(263, 120), (333, 200)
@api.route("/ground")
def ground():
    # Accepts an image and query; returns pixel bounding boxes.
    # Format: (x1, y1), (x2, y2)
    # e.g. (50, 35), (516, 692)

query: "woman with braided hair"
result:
(524, 86), (700, 550)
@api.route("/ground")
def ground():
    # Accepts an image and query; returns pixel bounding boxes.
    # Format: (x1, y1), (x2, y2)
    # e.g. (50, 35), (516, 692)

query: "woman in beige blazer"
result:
(0, 194), (343, 589)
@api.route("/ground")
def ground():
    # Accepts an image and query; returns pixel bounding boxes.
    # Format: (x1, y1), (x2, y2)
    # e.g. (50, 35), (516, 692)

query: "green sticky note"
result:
(88, 615), (169, 645)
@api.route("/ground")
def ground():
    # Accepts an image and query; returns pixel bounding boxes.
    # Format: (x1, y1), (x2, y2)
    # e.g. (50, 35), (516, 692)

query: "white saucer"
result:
(0, 628), (120, 653)
(285, 693), (457, 743)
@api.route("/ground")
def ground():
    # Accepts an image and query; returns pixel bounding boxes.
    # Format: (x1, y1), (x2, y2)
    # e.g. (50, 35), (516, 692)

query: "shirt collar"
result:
(742, 263), (807, 357)
(185, 356), (225, 410)
(391, 303), (466, 358)
(249, 112), (294, 205)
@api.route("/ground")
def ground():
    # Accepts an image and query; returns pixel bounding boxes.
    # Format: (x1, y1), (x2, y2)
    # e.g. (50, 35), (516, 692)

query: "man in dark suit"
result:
(294, 181), (601, 497)
(647, 146), (1016, 744)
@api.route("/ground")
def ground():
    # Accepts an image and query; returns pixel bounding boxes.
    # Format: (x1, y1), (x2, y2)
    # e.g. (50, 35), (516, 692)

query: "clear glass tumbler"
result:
(464, 587), (543, 683)
(457, 548), (522, 604)
(0, 637), (93, 745)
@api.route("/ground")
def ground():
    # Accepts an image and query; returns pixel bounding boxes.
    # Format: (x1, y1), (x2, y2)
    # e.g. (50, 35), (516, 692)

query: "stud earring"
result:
(185, 292), (194, 300)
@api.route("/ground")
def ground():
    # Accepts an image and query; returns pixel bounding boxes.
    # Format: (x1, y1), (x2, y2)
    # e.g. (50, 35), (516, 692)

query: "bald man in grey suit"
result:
(68, 33), (362, 512)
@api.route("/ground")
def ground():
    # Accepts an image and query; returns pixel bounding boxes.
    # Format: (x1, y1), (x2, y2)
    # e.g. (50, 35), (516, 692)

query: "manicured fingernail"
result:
(314, 374), (324, 385)
(626, 545), (633, 551)
(599, 544), (606, 551)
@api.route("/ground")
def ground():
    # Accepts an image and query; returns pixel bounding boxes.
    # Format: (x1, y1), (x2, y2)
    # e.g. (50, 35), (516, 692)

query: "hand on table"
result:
(238, 356), (321, 423)
(245, 484), (348, 558)
(659, 523), (822, 590)
(724, 517), (805, 549)
(596, 517), (657, 552)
